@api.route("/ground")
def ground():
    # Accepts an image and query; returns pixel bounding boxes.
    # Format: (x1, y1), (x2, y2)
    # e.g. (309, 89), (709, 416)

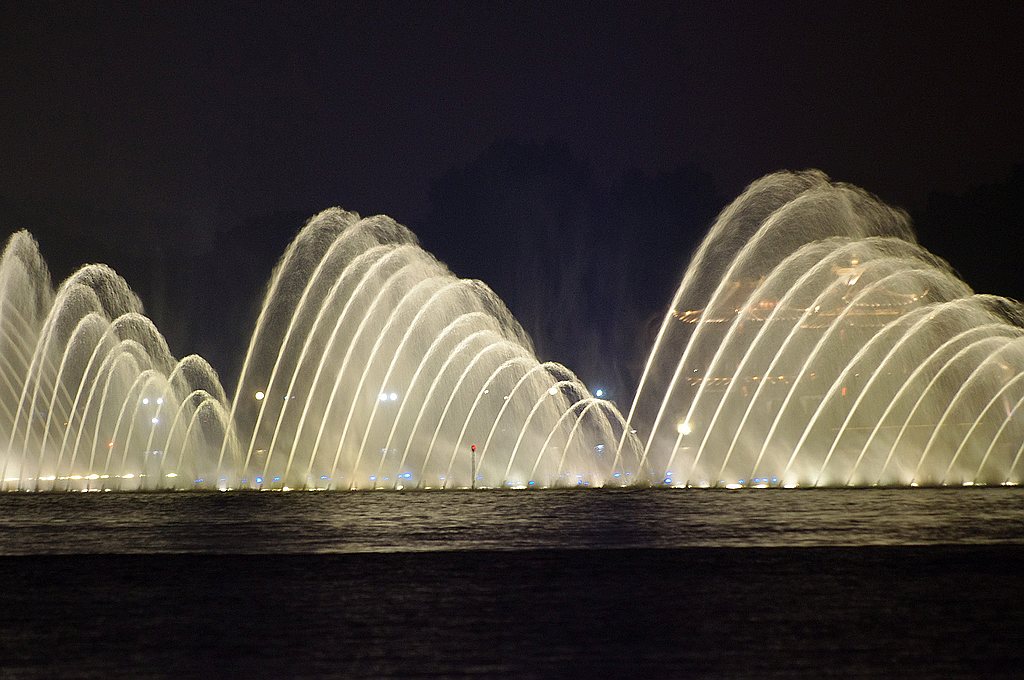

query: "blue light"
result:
(255, 476), (263, 484)
(613, 472), (621, 478)
(320, 475), (329, 480)
(771, 476), (778, 483)
(401, 472), (412, 479)
(528, 480), (536, 486)
(369, 475), (377, 481)
(666, 470), (673, 476)
(663, 477), (672, 484)
(194, 478), (204, 484)
(738, 479), (745, 484)
(272, 476), (281, 482)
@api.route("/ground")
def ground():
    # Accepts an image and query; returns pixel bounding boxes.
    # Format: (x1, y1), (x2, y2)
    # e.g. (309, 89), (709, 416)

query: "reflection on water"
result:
(0, 488), (1021, 555)
(1, 489), (1022, 679)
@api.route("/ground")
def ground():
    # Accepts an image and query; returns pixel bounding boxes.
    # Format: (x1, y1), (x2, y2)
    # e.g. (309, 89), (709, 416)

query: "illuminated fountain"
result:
(0, 211), (640, 491)
(3, 170), (1022, 490)
(0, 231), (230, 491)
(223, 208), (638, 489)
(626, 170), (1024, 488)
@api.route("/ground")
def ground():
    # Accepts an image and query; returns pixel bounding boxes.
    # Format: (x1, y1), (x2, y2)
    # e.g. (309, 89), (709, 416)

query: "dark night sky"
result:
(2, 1), (1023, 397)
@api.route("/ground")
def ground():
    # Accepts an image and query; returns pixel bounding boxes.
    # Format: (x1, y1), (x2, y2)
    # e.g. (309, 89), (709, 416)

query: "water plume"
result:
(3, 171), (1022, 490)
(627, 171), (1024, 487)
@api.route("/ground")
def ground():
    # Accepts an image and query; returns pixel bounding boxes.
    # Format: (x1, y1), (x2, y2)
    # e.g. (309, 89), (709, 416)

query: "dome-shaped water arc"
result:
(0, 210), (643, 491)
(625, 170), (1024, 488)
(3, 169), (1023, 491)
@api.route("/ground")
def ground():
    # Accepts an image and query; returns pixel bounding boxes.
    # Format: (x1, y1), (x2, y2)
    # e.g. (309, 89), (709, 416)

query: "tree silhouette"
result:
(422, 139), (721, 400)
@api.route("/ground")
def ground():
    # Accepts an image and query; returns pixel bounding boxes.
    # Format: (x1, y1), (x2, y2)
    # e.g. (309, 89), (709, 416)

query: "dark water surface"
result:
(0, 489), (1021, 678)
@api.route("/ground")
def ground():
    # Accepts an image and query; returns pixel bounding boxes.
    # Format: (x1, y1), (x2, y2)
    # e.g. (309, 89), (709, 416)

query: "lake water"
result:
(0, 489), (1021, 678)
